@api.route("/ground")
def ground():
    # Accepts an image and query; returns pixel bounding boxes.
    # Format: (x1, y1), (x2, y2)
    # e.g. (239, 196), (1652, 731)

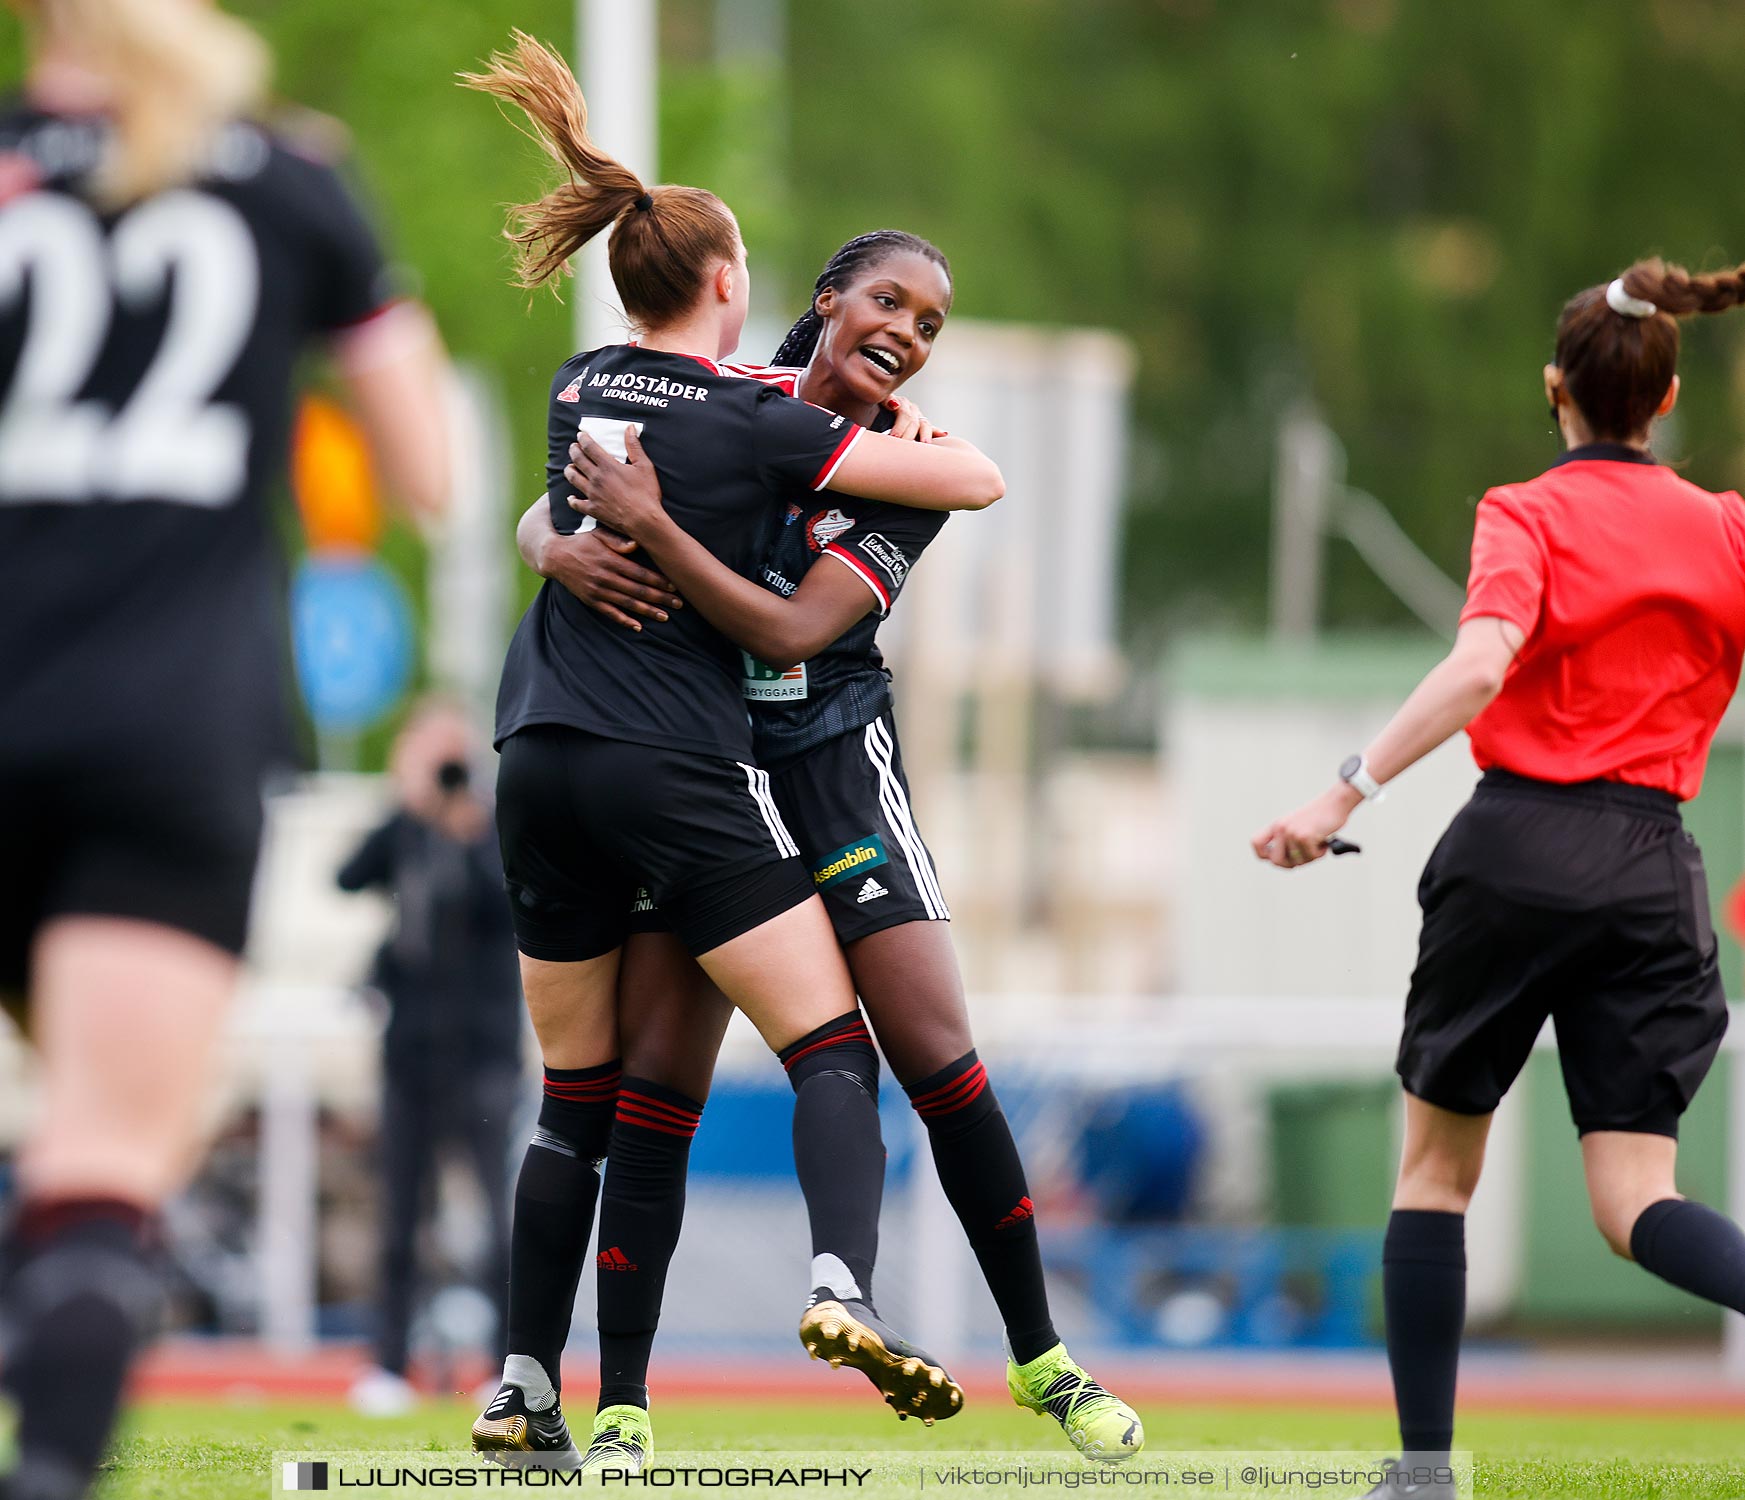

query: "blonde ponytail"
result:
(27, 0), (271, 205)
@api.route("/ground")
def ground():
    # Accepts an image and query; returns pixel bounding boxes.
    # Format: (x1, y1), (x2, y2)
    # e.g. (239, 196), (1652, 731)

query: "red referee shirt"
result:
(1462, 444), (1745, 800)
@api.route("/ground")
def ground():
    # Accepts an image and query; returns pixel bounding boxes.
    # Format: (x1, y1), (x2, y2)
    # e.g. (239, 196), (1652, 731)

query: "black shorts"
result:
(1399, 769), (1728, 1138)
(496, 725), (814, 962)
(0, 745), (264, 993)
(626, 712), (950, 946)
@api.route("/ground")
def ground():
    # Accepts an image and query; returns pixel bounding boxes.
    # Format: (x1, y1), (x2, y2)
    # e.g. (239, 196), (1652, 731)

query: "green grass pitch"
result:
(91, 1397), (1745, 1499)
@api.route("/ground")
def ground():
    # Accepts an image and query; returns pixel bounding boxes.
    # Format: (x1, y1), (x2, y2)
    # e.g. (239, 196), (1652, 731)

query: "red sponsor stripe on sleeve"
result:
(810, 427), (863, 491)
(822, 546), (891, 613)
(330, 297), (408, 335)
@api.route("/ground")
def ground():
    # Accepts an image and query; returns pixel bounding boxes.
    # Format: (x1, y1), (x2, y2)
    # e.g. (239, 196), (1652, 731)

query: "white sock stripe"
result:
(867, 717), (949, 918)
(870, 718), (950, 919)
(862, 721), (947, 920)
(740, 762), (797, 858)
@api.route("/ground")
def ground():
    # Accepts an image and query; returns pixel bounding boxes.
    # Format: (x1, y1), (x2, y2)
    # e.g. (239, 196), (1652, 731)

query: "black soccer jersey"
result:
(494, 344), (867, 760)
(734, 379), (948, 768)
(0, 103), (394, 768)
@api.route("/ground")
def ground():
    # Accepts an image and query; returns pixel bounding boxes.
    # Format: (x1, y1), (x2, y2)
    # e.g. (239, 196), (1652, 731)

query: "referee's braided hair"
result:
(772, 231), (951, 368)
(460, 31), (738, 326)
(1556, 256), (1745, 442)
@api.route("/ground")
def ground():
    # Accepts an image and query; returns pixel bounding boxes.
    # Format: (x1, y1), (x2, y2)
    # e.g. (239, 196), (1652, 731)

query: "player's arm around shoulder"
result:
(826, 428), (1003, 512)
(515, 493), (681, 633)
(564, 428), (874, 668)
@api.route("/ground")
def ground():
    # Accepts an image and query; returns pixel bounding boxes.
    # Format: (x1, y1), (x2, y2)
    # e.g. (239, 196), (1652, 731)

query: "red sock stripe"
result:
(16, 1195), (151, 1246)
(907, 1058), (986, 1108)
(911, 1061), (988, 1117)
(617, 1088), (702, 1129)
(543, 1071), (621, 1102)
(614, 1099), (699, 1139)
(780, 1021), (873, 1073)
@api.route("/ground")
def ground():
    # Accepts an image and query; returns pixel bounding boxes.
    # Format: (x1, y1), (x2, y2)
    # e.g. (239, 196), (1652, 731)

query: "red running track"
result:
(130, 1340), (1745, 1417)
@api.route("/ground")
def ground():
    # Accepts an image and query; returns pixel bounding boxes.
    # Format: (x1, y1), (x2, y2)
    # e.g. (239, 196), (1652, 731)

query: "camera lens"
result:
(436, 759), (470, 791)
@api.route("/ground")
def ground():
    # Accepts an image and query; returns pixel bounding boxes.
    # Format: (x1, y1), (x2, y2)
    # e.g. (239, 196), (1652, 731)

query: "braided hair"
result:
(1556, 254), (1745, 441)
(771, 230), (951, 368)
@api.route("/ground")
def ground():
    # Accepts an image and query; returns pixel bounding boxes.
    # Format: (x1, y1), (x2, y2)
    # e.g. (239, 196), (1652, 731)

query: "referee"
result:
(1254, 258), (1745, 1500)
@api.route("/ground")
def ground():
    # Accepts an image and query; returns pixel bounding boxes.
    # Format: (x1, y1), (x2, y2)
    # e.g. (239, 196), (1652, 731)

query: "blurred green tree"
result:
(8, 0), (1745, 658)
(771, 0), (1745, 643)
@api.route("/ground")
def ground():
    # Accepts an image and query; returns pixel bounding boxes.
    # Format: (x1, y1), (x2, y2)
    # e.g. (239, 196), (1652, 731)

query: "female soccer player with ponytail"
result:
(1256, 259), (1745, 1500)
(0, 3), (450, 1497)
(460, 33), (1005, 1473)
(523, 234), (1143, 1468)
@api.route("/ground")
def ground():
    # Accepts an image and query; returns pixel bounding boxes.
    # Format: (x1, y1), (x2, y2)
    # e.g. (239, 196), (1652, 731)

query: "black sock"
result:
(595, 1077), (703, 1413)
(0, 1197), (164, 1500)
(906, 1051), (1058, 1364)
(507, 1061), (620, 1395)
(779, 1011), (882, 1304)
(1382, 1209), (1464, 1459)
(1631, 1197), (1745, 1311)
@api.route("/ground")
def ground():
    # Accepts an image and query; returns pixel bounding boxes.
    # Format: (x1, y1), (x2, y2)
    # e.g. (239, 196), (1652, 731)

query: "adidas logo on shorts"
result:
(856, 877), (888, 904)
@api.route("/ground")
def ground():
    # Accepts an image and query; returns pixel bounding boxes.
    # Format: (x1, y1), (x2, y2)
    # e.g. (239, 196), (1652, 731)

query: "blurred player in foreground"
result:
(537, 232), (1140, 1467)
(460, 30), (1000, 1471)
(0, 2), (449, 1494)
(1255, 259), (1745, 1499)
(337, 700), (521, 1416)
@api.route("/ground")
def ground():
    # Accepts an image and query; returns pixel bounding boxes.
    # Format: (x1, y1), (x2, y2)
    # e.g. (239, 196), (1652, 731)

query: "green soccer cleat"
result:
(579, 1404), (652, 1476)
(1007, 1343), (1144, 1463)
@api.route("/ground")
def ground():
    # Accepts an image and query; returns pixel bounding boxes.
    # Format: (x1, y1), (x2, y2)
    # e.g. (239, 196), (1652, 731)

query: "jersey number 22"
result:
(0, 189), (259, 507)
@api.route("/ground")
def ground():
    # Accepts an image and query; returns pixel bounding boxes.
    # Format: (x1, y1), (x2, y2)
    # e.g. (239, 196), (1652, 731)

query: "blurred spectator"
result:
(337, 699), (523, 1414)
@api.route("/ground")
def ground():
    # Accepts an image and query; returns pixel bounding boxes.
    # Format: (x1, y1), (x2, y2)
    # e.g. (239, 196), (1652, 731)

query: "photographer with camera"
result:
(336, 697), (524, 1414)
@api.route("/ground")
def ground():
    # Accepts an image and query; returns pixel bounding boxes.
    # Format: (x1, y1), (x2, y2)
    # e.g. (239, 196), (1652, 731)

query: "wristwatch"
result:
(1339, 754), (1383, 801)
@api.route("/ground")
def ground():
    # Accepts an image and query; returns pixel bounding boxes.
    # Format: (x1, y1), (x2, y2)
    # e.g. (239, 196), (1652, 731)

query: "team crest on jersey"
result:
(807, 508), (854, 552)
(556, 377), (582, 403)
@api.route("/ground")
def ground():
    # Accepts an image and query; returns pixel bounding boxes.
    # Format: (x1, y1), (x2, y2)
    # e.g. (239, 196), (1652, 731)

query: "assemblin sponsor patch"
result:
(813, 836), (889, 890)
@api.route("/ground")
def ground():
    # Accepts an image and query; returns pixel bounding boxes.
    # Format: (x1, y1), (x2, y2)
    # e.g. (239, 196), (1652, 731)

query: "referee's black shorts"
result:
(1399, 769), (1729, 1138)
(625, 710), (951, 946)
(0, 742), (265, 994)
(496, 725), (814, 963)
